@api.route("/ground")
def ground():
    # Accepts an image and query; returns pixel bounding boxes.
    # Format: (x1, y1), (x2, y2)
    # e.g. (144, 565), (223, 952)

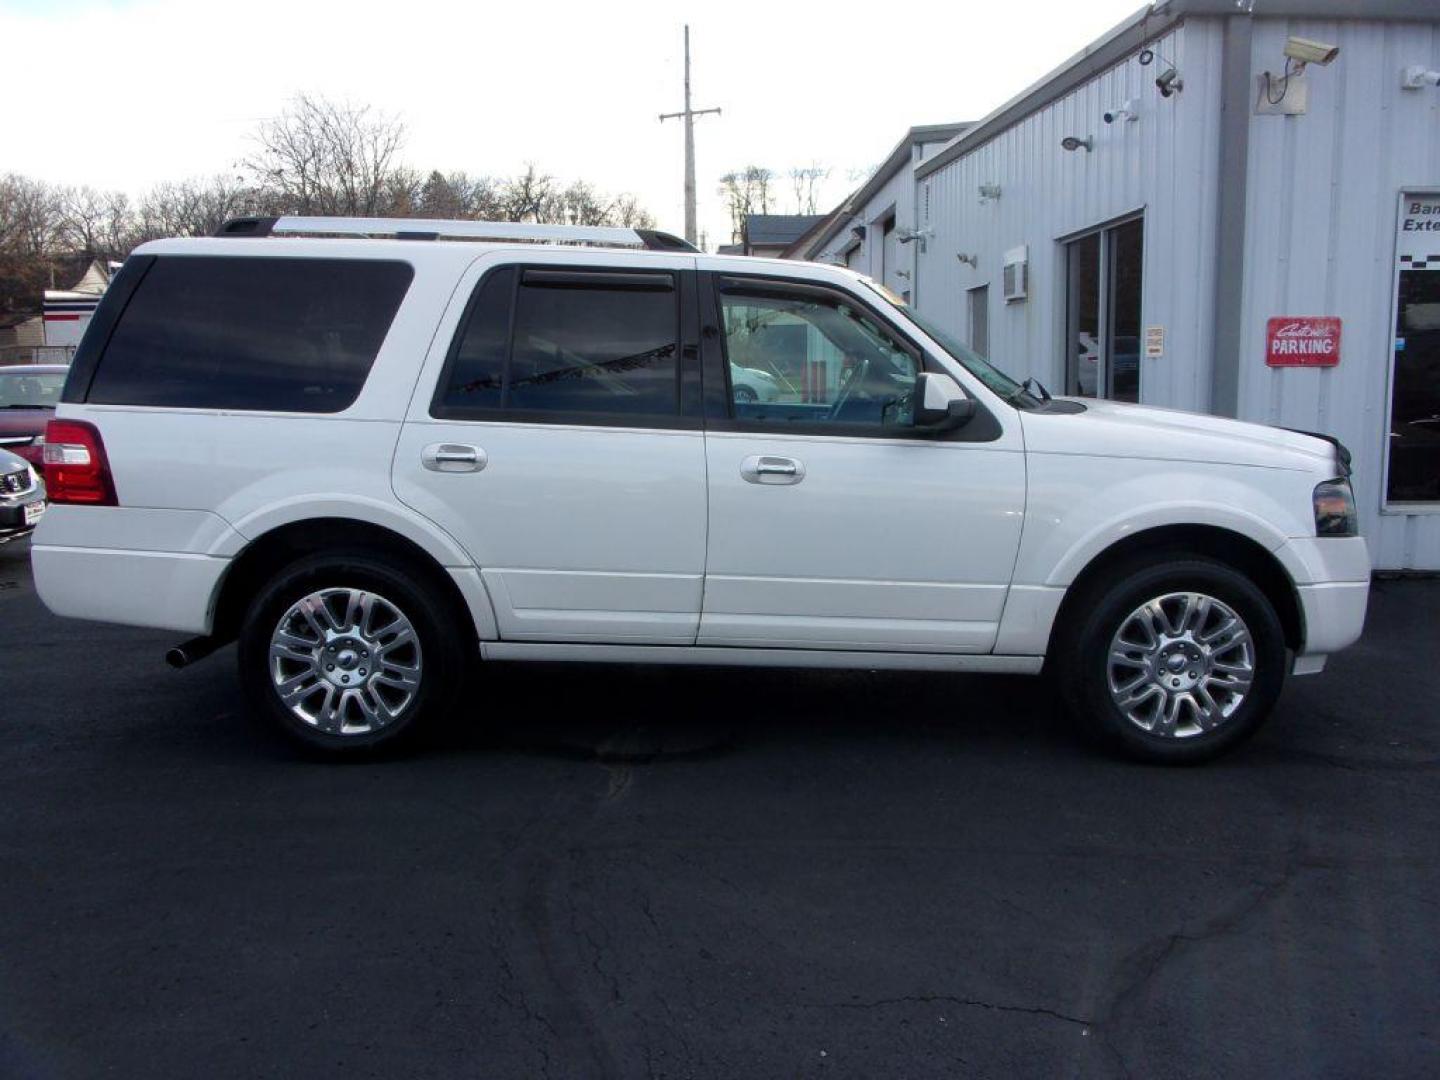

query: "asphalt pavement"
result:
(1, 534), (1436, 1079)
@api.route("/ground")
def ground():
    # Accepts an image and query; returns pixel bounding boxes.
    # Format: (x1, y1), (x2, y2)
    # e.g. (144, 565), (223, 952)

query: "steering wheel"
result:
(828, 356), (870, 421)
(883, 384), (917, 428)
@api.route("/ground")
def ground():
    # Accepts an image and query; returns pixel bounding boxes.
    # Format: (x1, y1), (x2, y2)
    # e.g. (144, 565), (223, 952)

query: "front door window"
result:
(717, 283), (920, 431)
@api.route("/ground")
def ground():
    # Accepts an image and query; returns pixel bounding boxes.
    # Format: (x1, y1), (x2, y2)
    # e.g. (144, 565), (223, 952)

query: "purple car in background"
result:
(0, 364), (68, 469)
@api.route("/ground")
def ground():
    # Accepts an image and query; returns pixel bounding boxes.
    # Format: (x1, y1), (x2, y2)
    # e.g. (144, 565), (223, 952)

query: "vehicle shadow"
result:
(443, 660), (1079, 764)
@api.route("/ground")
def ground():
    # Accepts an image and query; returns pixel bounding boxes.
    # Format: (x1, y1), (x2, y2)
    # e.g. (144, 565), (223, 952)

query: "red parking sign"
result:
(1266, 317), (1341, 367)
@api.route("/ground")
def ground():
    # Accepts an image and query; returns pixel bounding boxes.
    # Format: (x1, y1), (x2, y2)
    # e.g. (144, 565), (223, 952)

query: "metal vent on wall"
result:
(1002, 245), (1028, 302)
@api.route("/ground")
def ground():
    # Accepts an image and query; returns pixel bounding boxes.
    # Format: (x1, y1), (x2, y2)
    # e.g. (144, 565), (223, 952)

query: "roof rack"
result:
(214, 216), (698, 253)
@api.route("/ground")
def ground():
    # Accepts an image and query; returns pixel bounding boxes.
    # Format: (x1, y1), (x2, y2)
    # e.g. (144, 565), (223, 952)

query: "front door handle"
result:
(741, 454), (805, 485)
(422, 443), (487, 473)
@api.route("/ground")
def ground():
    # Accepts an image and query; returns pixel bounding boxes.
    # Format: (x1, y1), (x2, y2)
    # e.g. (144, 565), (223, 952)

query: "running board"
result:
(479, 642), (1043, 674)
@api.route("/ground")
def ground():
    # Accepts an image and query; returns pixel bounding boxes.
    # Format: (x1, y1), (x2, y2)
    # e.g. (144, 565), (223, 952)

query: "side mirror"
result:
(914, 372), (976, 432)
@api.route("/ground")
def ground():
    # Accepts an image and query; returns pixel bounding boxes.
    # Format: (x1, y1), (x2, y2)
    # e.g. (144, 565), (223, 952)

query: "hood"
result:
(1020, 398), (1342, 473)
(0, 446), (31, 474)
(0, 411), (48, 466)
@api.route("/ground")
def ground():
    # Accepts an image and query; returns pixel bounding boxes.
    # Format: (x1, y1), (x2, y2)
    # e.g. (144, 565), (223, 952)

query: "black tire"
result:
(733, 385), (758, 404)
(237, 550), (466, 755)
(1053, 555), (1287, 764)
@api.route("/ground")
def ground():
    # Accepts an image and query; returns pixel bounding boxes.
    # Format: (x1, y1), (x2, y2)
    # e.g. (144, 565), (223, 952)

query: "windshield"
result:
(858, 279), (1043, 409)
(0, 370), (65, 409)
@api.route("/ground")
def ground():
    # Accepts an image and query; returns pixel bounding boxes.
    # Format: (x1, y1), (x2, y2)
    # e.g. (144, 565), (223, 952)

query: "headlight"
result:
(1313, 478), (1357, 537)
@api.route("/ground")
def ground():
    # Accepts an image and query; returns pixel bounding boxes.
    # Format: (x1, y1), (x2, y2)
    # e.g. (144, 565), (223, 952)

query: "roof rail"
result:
(214, 216), (698, 253)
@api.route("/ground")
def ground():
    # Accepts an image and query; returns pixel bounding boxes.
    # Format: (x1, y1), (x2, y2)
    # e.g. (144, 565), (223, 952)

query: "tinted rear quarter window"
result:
(86, 256), (413, 412)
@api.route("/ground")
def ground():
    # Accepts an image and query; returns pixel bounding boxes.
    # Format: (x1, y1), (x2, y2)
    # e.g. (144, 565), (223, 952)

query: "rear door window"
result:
(86, 256), (412, 412)
(435, 267), (680, 423)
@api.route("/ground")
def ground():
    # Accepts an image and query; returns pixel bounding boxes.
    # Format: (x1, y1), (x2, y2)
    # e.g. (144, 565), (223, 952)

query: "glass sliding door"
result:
(1064, 216), (1143, 402)
(1389, 259), (1440, 502)
(1065, 234), (1101, 397)
(1107, 218), (1143, 403)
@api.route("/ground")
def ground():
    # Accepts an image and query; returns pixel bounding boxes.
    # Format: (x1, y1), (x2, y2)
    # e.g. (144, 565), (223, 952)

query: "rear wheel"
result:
(1054, 556), (1287, 763)
(238, 552), (464, 754)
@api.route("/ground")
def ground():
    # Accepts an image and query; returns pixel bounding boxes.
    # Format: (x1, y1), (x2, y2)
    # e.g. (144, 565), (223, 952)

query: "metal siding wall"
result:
(1237, 18), (1440, 568)
(916, 23), (1224, 414)
(812, 161), (918, 277)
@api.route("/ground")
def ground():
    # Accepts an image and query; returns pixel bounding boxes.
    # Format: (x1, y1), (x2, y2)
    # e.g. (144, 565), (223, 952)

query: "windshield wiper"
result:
(0, 403), (55, 409)
(1004, 377), (1051, 407)
(1022, 376), (1053, 403)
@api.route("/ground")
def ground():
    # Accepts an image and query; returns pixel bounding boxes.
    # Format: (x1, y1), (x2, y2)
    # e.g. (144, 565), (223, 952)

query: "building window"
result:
(967, 284), (990, 358)
(1064, 217), (1143, 403)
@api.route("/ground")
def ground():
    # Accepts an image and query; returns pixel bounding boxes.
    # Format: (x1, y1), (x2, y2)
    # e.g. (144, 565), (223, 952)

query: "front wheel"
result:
(1054, 556), (1287, 764)
(238, 552), (464, 754)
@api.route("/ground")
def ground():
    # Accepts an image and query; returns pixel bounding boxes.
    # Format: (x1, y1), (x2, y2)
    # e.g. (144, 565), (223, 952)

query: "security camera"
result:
(1060, 135), (1093, 152)
(1103, 99), (1139, 124)
(1284, 36), (1340, 67)
(1402, 65), (1440, 89)
(1155, 67), (1183, 97)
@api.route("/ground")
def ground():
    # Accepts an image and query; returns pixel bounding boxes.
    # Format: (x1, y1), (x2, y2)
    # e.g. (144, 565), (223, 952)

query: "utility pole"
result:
(659, 25), (720, 248)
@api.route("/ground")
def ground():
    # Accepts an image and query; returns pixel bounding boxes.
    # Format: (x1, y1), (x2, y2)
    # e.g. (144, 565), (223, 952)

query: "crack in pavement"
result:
(806, 994), (1093, 1028)
(1086, 840), (1306, 1077)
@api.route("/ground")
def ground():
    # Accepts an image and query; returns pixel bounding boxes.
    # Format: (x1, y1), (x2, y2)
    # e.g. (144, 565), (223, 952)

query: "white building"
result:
(794, 0), (1440, 570)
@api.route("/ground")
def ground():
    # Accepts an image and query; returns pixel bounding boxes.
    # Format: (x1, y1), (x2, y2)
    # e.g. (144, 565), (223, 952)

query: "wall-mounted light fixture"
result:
(1061, 135), (1093, 152)
(956, 253), (979, 268)
(978, 183), (1002, 203)
(1402, 65), (1440, 89)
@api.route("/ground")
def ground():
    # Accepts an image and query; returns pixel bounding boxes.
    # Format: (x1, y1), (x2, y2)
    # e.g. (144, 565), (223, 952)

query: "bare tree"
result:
(0, 174), (66, 311)
(135, 176), (255, 243)
(0, 93), (663, 314)
(610, 193), (656, 230)
(245, 94), (407, 216)
(789, 163), (831, 215)
(0, 174), (61, 257)
(499, 165), (555, 223)
(718, 165), (774, 242)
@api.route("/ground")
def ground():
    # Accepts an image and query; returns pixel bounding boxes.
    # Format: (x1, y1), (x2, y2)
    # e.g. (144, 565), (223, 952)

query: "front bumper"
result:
(1274, 536), (1371, 671)
(0, 484), (46, 537)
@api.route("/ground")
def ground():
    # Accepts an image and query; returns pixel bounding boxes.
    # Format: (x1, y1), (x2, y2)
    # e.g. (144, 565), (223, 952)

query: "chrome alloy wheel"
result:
(1106, 591), (1255, 739)
(267, 588), (423, 735)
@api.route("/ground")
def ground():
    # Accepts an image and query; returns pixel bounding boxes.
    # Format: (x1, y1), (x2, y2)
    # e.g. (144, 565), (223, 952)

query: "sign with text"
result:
(1266, 316), (1341, 367)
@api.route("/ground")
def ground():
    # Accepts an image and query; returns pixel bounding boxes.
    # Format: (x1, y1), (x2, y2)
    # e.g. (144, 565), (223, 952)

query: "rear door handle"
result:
(741, 454), (805, 485)
(422, 443), (486, 473)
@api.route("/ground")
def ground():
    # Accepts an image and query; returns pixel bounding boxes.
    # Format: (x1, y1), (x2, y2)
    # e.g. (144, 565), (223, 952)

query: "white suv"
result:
(34, 216), (1370, 762)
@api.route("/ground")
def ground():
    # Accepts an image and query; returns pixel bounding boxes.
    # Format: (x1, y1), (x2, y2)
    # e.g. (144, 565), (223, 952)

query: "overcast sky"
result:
(3, 0), (1141, 248)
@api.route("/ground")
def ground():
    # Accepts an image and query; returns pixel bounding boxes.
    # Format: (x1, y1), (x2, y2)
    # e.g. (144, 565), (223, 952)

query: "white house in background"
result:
(790, 0), (1440, 570)
(42, 260), (113, 350)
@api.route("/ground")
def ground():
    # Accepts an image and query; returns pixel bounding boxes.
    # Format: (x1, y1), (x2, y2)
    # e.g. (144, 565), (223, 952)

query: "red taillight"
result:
(42, 420), (117, 506)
